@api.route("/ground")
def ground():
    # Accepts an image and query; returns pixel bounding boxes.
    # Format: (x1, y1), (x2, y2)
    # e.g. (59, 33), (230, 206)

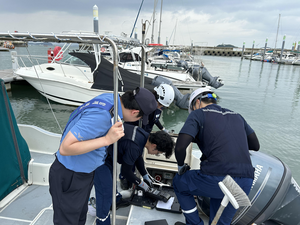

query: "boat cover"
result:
(0, 79), (31, 201)
(69, 52), (155, 91)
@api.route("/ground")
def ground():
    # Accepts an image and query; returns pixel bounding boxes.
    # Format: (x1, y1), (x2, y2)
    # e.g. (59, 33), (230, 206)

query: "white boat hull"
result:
(15, 65), (109, 106)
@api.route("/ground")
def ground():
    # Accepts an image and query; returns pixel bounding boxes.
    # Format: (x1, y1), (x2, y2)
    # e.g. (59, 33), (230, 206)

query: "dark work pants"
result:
(49, 158), (94, 225)
(94, 162), (122, 225)
(173, 170), (253, 225)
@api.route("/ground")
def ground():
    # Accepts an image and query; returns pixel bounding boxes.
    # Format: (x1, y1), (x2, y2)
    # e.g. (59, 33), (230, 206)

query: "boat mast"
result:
(157, 0), (163, 44)
(130, 0), (144, 38)
(151, 0), (158, 43)
(274, 14), (281, 53)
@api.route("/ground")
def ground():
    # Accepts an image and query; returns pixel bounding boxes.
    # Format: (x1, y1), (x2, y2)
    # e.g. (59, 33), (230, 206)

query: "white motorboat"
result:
(274, 52), (296, 64)
(3, 31), (223, 107)
(112, 47), (224, 89)
(5, 32), (158, 106)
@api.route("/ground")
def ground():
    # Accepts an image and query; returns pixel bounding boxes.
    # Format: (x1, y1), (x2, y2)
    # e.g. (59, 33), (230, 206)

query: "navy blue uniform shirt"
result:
(180, 104), (255, 178)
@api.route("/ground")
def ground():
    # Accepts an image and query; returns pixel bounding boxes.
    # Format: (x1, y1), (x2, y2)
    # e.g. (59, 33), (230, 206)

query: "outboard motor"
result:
(200, 67), (224, 89)
(152, 76), (190, 110)
(177, 60), (189, 70)
(191, 65), (201, 81)
(197, 151), (300, 225)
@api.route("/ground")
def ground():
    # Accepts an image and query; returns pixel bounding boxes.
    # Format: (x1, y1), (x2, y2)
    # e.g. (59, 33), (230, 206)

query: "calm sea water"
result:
(1, 47), (300, 183)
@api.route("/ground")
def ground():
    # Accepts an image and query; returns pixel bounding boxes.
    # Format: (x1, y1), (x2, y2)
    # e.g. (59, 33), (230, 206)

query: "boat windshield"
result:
(64, 54), (89, 66)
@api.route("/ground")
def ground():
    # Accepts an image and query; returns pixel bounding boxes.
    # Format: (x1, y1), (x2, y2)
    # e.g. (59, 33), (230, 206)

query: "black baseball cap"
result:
(134, 87), (157, 125)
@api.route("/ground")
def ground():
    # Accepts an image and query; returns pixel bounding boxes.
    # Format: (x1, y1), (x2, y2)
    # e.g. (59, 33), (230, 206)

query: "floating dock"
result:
(0, 69), (23, 91)
(0, 47), (9, 51)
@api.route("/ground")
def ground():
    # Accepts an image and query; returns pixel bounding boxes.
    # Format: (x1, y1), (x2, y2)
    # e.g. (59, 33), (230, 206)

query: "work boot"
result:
(120, 178), (129, 190)
(110, 198), (131, 210)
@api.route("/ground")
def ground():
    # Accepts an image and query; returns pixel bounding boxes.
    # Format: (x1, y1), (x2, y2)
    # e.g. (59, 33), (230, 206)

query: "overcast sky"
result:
(1, 0), (300, 48)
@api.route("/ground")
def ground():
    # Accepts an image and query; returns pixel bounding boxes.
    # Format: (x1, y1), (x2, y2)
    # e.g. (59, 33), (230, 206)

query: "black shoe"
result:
(110, 198), (131, 210)
(174, 222), (185, 225)
(120, 178), (129, 190)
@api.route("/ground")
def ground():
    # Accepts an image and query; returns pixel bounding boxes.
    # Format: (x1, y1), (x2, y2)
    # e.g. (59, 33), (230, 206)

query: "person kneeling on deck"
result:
(93, 123), (174, 225)
(173, 87), (260, 225)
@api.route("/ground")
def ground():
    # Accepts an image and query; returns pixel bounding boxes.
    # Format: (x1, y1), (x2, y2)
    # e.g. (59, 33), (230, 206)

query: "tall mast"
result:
(157, 0), (163, 44)
(151, 0), (157, 43)
(274, 14), (281, 52)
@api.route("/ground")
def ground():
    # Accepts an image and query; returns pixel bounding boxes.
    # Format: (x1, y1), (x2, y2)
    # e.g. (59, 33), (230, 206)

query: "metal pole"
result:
(93, 5), (99, 33)
(130, 0), (144, 38)
(151, 0), (156, 43)
(241, 41), (245, 59)
(250, 40), (255, 60)
(291, 42), (295, 51)
(104, 36), (119, 225)
(262, 38), (268, 61)
(274, 14), (280, 52)
(134, 27), (137, 39)
(279, 34), (286, 63)
(157, 0), (163, 44)
(140, 21), (146, 88)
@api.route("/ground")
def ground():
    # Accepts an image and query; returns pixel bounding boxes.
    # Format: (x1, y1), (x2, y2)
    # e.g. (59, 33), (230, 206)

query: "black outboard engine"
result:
(152, 76), (190, 110)
(177, 60), (189, 70)
(197, 151), (300, 225)
(201, 67), (224, 89)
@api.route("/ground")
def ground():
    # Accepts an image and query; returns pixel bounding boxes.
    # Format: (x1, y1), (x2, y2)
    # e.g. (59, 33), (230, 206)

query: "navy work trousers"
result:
(94, 163), (122, 225)
(173, 170), (253, 225)
(49, 158), (94, 225)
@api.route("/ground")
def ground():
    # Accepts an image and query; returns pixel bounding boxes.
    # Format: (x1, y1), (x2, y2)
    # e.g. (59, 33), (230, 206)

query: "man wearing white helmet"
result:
(120, 84), (175, 190)
(143, 83), (175, 133)
(173, 88), (260, 225)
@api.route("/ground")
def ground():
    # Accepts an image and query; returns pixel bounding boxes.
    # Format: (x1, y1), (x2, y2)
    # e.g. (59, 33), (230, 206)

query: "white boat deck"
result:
(0, 124), (209, 225)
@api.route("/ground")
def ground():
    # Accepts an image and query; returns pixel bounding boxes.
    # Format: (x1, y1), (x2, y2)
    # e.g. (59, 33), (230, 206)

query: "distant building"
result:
(216, 44), (237, 48)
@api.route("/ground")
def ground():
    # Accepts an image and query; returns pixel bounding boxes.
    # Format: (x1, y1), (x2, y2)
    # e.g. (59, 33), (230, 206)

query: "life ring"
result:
(101, 47), (106, 52)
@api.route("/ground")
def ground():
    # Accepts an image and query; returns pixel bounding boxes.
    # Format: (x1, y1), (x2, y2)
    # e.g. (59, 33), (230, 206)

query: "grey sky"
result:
(1, 0), (299, 48)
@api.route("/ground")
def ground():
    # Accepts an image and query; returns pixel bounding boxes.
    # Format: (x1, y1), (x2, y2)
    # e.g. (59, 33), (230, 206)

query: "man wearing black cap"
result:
(49, 87), (157, 225)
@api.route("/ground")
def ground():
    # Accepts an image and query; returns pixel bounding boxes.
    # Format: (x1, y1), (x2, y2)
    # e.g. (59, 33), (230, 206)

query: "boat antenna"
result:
(25, 46), (63, 133)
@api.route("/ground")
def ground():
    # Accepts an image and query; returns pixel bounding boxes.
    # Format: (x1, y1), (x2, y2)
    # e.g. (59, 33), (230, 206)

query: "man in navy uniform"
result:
(173, 87), (260, 225)
(94, 123), (174, 225)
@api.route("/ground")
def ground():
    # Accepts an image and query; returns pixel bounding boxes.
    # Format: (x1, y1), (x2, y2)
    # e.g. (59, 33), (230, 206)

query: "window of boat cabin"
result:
(119, 53), (141, 62)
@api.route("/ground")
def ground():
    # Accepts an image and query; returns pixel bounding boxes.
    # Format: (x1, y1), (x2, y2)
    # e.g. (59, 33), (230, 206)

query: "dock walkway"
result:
(0, 69), (23, 91)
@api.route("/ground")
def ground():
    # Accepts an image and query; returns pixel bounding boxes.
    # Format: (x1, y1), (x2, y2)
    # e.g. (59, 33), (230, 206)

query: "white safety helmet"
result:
(188, 87), (216, 113)
(154, 84), (175, 107)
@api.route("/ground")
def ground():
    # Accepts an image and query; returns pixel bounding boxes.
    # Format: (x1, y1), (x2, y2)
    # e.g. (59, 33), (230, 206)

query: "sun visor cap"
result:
(188, 87), (213, 113)
(134, 87), (157, 125)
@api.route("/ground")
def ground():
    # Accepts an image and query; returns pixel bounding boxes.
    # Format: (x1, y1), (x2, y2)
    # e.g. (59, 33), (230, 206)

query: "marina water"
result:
(1, 46), (300, 184)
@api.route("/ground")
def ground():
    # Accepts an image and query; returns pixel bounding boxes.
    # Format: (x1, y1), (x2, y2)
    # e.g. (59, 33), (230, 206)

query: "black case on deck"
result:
(129, 184), (182, 213)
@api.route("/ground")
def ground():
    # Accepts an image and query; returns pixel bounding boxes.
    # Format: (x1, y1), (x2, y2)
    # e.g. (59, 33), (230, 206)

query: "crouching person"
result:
(93, 123), (174, 225)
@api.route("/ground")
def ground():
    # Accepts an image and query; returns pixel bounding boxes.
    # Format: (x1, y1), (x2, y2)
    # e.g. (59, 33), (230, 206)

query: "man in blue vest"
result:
(94, 123), (174, 225)
(173, 87), (260, 225)
(49, 87), (157, 225)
